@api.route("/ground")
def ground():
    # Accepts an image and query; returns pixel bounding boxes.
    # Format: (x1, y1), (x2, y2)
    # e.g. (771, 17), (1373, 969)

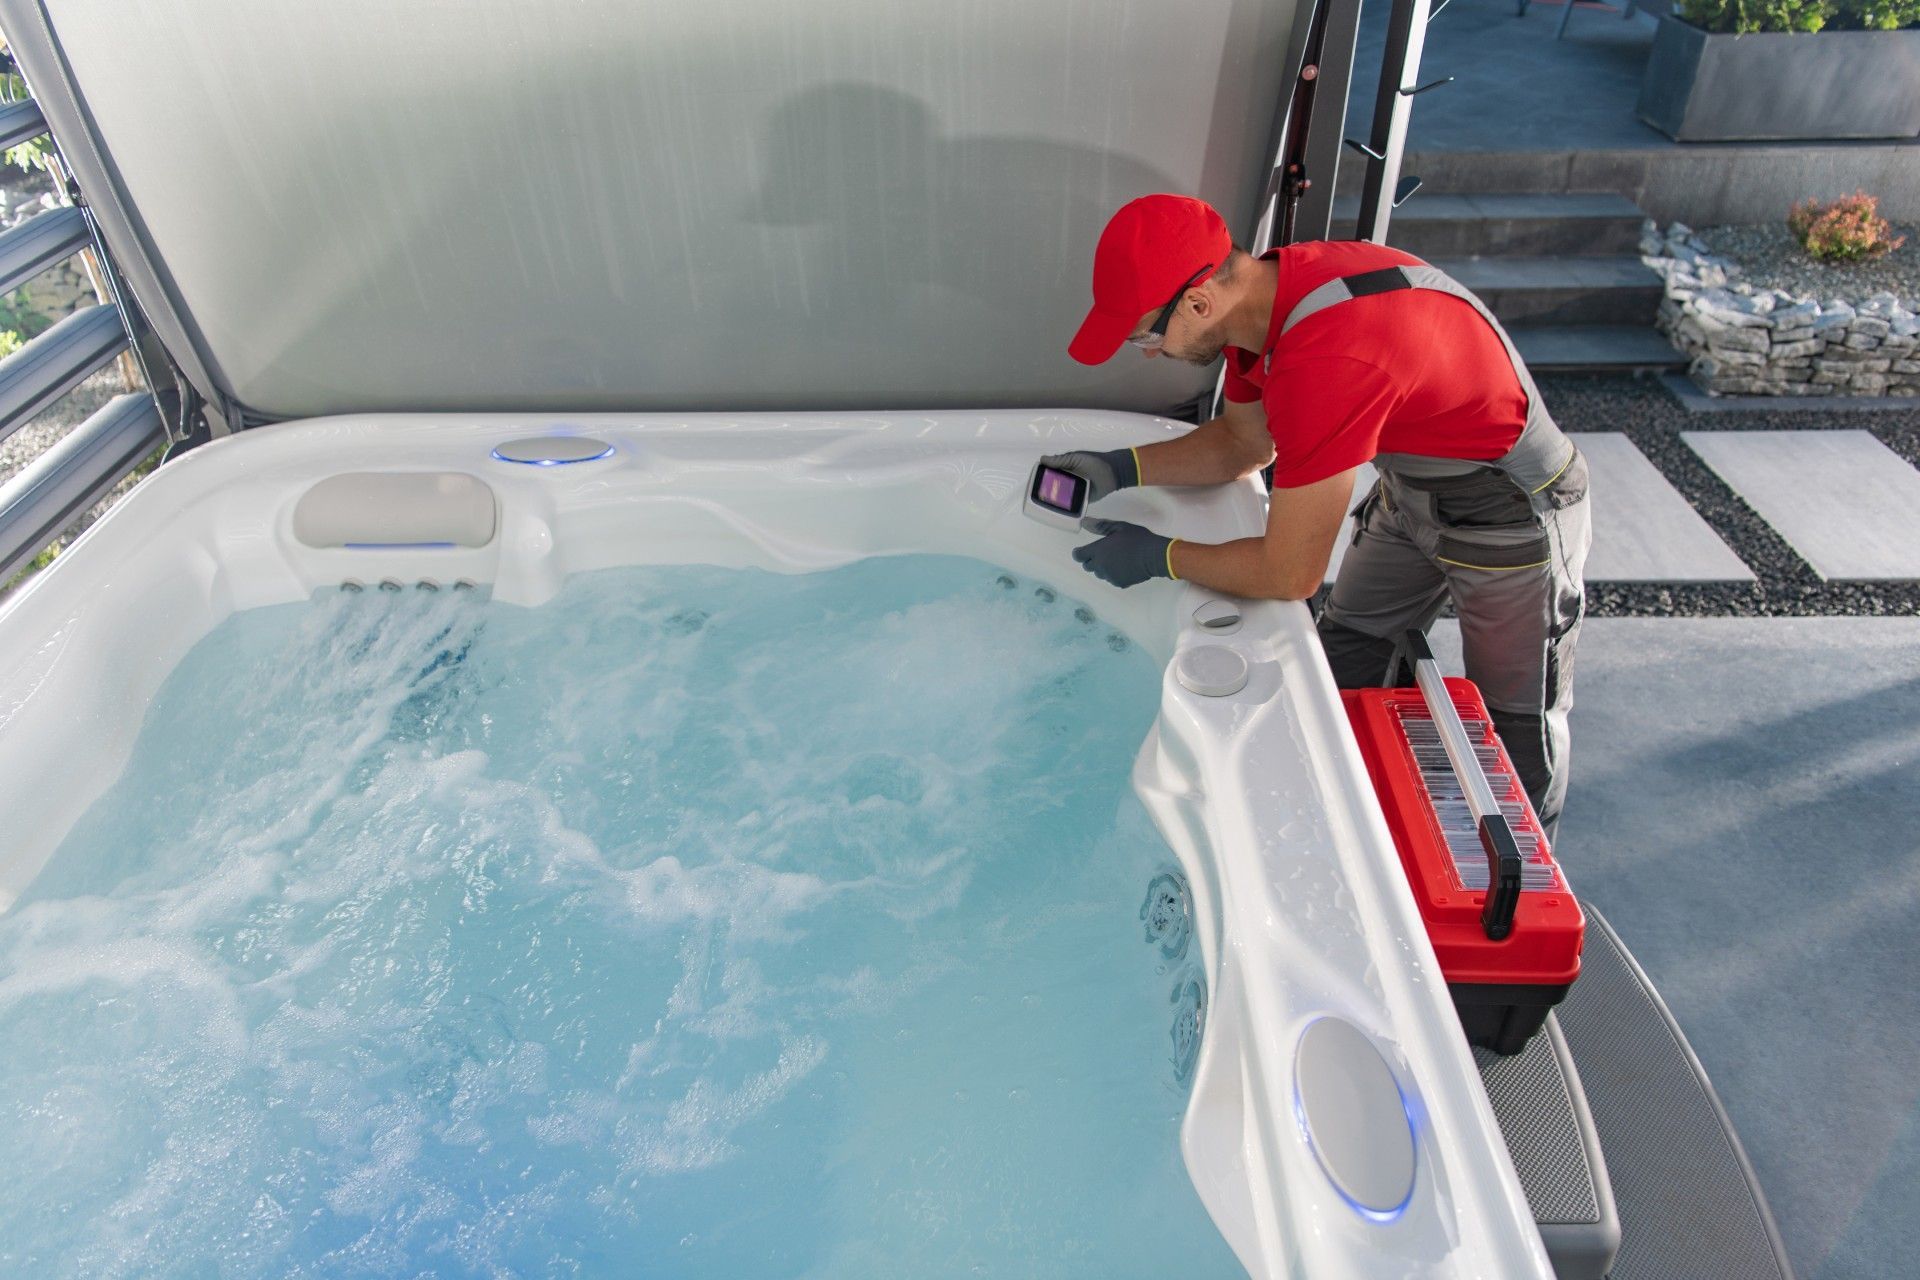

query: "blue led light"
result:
(490, 444), (615, 465)
(343, 541), (457, 550)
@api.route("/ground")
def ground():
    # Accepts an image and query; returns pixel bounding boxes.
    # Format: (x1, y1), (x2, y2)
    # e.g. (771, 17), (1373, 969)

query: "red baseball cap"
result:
(1069, 195), (1233, 365)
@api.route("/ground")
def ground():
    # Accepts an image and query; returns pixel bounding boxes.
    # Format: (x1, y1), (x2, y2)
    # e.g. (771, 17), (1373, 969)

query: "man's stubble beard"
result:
(1170, 334), (1226, 368)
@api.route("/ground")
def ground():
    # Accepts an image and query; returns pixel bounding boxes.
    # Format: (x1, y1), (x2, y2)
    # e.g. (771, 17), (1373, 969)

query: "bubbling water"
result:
(0, 557), (1245, 1279)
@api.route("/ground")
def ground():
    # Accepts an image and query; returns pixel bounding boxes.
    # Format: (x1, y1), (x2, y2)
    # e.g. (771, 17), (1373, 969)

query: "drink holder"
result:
(1402, 631), (1522, 941)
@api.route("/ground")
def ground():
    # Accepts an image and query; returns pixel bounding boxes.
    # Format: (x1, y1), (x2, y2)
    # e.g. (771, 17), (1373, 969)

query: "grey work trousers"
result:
(1317, 460), (1591, 833)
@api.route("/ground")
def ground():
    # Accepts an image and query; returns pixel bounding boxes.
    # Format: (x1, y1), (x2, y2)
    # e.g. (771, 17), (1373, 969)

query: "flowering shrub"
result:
(1788, 193), (1907, 263)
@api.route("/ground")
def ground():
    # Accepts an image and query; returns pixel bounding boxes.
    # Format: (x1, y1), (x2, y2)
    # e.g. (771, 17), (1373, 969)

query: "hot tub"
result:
(0, 409), (1552, 1276)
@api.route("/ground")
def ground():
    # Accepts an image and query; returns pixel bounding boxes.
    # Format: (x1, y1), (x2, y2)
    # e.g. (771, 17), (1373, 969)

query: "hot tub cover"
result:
(0, 0), (1304, 425)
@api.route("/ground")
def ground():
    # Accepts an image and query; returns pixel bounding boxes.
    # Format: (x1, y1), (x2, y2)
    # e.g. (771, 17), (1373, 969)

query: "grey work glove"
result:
(1072, 517), (1179, 589)
(1039, 447), (1141, 505)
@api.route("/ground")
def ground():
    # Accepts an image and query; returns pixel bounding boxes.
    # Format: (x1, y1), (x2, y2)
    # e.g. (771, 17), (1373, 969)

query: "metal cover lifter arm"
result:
(1403, 630), (1523, 940)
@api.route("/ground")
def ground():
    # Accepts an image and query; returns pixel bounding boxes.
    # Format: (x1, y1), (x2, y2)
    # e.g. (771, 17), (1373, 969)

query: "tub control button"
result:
(1174, 645), (1249, 698)
(1295, 1017), (1416, 1220)
(1193, 600), (1242, 634)
(491, 435), (615, 465)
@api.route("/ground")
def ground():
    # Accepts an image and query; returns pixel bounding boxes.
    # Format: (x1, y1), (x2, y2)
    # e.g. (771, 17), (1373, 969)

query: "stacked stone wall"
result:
(1642, 222), (1919, 398)
(0, 187), (98, 322)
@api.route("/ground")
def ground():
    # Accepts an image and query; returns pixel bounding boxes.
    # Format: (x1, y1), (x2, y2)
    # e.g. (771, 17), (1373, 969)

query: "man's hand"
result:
(1072, 517), (1176, 588)
(1039, 448), (1140, 505)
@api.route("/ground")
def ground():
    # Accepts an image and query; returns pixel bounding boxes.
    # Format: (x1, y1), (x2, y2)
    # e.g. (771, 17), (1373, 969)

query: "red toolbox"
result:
(1342, 633), (1584, 1054)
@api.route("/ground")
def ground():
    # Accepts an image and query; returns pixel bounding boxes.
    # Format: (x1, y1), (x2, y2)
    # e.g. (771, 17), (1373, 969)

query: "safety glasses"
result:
(1126, 263), (1216, 350)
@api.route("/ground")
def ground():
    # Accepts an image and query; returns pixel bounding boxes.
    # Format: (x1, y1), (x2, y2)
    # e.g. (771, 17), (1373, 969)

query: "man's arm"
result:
(1135, 397), (1275, 487)
(1167, 467), (1357, 600)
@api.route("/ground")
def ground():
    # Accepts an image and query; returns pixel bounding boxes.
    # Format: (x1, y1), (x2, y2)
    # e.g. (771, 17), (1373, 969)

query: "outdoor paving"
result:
(1397, 390), (1916, 1280)
(1683, 430), (1920, 580)
(1573, 431), (1751, 581)
(1347, 0), (1667, 153)
(1325, 434), (1756, 585)
(1339, 0), (1919, 224)
(1429, 615), (1920, 1280)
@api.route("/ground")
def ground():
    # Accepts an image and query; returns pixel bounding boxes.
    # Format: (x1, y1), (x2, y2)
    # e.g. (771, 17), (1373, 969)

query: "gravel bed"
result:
(1536, 374), (1920, 618)
(1697, 222), (1920, 308)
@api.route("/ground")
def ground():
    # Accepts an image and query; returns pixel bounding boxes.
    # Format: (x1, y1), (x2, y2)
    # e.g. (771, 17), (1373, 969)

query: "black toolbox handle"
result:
(1403, 631), (1522, 940)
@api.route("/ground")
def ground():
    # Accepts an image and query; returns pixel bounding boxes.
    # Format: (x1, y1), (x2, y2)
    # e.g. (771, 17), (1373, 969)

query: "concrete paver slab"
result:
(1574, 432), (1752, 582)
(1661, 371), (1920, 416)
(1683, 431), (1920, 580)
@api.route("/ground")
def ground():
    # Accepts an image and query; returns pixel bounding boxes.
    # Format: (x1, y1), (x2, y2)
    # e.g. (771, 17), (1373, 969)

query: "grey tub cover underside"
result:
(1, 0), (1303, 421)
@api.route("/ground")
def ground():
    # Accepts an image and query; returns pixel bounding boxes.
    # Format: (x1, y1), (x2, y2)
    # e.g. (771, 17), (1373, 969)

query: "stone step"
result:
(1512, 325), (1686, 373)
(1332, 193), (1647, 259)
(1428, 255), (1665, 327)
(1330, 144), (1920, 228)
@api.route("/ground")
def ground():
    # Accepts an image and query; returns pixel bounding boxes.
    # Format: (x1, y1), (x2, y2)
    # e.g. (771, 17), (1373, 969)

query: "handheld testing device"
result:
(1023, 461), (1090, 530)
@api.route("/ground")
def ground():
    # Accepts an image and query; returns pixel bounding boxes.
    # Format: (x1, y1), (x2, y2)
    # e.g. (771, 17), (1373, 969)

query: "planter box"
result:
(1637, 16), (1920, 141)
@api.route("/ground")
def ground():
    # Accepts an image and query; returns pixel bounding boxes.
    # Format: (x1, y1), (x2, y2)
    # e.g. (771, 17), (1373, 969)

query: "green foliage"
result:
(1678, 0), (1834, 32)
(1678, 0), (1919, 28)
(0, 288), (50, 334)
(0, 287), (50, 357)
(0, 541), (59, 598)
(125, 445), (164, 485)
(1848, 0), (1920, 26)
(0, 72), (49, 171)
(3, 136), (51, 173)
(1788, 191), (1907, 262)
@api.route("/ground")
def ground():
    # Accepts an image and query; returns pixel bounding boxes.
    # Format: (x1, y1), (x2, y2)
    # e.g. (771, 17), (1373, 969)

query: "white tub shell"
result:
(0, 409), (1553, 1278)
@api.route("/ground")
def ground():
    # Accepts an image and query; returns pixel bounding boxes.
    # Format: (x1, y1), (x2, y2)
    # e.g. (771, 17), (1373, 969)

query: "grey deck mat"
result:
(1478, 1015), (1617, 1280)
(1477, 1019), (1604, 1225)
(1550, 906), (1794, 1279)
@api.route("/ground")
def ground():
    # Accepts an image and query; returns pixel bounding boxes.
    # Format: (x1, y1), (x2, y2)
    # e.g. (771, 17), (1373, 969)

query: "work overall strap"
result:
(1272, 264), (1576, 497)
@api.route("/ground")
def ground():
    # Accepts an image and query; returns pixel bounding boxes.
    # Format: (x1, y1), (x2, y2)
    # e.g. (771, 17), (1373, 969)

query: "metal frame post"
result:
(1221, 0), (1367, 424)
(1352, 0), (1450, 244)
(1255, 0), (1366, 252)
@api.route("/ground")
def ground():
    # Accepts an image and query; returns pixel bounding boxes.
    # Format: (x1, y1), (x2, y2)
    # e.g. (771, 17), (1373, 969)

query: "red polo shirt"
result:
(1222, 241), (1527, 488)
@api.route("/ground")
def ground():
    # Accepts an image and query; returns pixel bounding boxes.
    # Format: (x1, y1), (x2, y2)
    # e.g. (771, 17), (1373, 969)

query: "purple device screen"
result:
(1035, 467), (1085, 513)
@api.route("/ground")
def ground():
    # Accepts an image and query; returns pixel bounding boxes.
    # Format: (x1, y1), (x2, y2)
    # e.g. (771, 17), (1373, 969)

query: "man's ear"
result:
(1187, 286), (1217, 321)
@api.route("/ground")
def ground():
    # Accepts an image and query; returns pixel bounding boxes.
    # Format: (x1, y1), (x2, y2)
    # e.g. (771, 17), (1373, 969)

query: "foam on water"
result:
(0, 557), (1243, 1278)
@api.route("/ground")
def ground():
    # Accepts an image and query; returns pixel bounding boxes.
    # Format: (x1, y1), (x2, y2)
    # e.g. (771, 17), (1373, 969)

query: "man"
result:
(1047, 194), (1589, 834)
